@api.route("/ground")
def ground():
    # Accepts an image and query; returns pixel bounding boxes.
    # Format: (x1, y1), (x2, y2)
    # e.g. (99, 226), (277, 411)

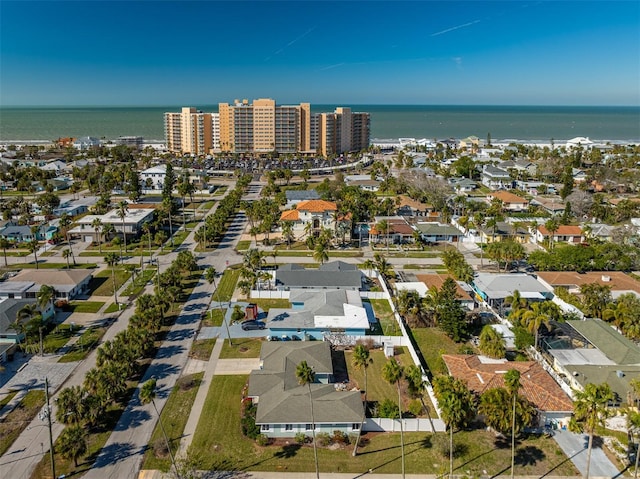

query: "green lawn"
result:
(0, 391), (17, 410)
(219, 338), (263, 359)
(273, 250), (363, 258)
(121, 268), (156, 296)
(235, 240), (251, 251)
(203, 308), (225, 327)
(344, 349), (409, 406)
(188, 375), (576, 475)
(190, 339), (217, 361)
(251, 298), (291, 311)
(410, 327), (472, 377)
(43, 324), (74, 353)
(89, 268), (131, 296)
(6, 262), (97, 269)
(170, 229), (190, 248)
(367, 299), (401, 336)
(213, 268), (240, 302)
(58, 326), (107, 363)
(68, 300), (105, 313)
(103, 302), (120, 313)
(0, 390), (45, 456)
(142, 373), (204, 471)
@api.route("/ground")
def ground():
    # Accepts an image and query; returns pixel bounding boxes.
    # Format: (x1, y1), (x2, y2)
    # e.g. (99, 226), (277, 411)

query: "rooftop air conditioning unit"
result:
(602, 275), (611, 282)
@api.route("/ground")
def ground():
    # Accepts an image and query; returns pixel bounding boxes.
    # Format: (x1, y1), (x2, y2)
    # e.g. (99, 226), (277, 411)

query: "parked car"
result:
(241, 320), (266, 331)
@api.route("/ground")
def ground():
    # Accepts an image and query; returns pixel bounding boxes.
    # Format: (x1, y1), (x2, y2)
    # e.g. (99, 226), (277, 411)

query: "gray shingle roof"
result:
(0, 298), (36, 335)
(276, 262), (362, 289)
(249, 342), (363, 424)
(285, 190), (320, 201)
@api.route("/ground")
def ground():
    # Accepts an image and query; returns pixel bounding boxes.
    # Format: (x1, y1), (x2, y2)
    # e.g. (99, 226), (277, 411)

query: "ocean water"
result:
(0, 105), (638, 143)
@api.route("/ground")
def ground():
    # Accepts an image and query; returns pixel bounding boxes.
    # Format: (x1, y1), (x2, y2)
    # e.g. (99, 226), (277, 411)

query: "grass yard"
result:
(251, 298), (291, 311)
(170, 229), (190, 248)
(213, 268), (240, 302)
(219, 338), (263, 358)
(203, 308), (225, 327)
(43, 323), (74, 353)
(188, 375), (576, 475)
(235, 240), (251, 251)
(103, 302), (120, 313)
(121, 268), (156, 297)
(0, 390), (45, 456)
(142, 373), (204, 471)
(59, 326), (107, 363)
(89, 268), (131, 296)
(190, 339), (217, 361)
(212, 185), (228, 195)
(0, 391), (17, 410)
(68, 300), (105, 313)
(367, 298), (401, 336)
(7, 262), (97, 269)
(410, 327), (472, 377)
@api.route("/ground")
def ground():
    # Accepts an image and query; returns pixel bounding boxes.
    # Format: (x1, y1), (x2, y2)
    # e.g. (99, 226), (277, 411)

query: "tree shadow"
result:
(155, 344), (185, 358)
(89, 441), (140, 468)
(272, 444), (301, 459)
(540, 448), (583, 478)
(113, 407), (152, 431)
(515, 445), (546, 466)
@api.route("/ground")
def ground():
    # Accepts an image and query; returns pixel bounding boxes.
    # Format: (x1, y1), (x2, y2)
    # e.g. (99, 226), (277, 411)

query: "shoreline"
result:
(1, 137), (638, 148)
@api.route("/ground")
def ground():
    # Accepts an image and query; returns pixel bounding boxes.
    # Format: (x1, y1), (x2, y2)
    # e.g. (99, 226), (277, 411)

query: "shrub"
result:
(408, 399), (423, 417)
(315, 432), (331, 447)
(256, 434), (270, 446)
(295, 432), (309, 444)
(177, 375), (196, 391)
(331, 430), (349, 445)
(348, 432), (360, 446)
(241, 402), (260, 439)
(457, 344), (474, 355)
(378, 398), (400, 418)
(152, 438), (169, 458)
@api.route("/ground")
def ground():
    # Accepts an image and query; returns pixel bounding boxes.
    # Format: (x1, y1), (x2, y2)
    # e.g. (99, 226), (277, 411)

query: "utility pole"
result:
(42, 377), (56, 479)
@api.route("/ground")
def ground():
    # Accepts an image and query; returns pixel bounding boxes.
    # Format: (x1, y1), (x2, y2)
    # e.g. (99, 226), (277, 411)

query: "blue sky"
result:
(1, 1), (639, 106)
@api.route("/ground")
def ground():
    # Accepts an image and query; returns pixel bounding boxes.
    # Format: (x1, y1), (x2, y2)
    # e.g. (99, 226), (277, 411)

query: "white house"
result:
(73, 137), (101, 150)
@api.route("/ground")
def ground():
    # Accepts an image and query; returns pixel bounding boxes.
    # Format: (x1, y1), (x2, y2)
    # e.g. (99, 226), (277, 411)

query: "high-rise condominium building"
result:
(164, 107), (219, 155)
(165, 100), (369, 156)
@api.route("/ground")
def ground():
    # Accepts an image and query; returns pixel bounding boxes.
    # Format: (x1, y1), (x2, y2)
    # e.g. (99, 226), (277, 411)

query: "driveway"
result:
(553, 429), (621, 478)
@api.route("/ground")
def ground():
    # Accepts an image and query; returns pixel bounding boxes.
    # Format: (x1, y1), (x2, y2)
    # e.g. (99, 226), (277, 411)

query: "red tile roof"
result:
(442, 355), (573, 412)
(537, 225), (582, 236)
(489, 191), (529, 205)
(415, 274), (472, 301)
(279, 210), (300, 221)
(296, 200), (337, 213)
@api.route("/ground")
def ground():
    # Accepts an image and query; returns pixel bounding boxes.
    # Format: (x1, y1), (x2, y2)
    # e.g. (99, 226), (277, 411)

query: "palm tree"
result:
(140, 378), (180, 478)
(58, 213), (76, 265)
(362, 259), (375, 278)
(104, 252), (120, 307)
(37, 284), (54, 316)
(92, 217), (103, 253)
(505, 369), (522, 479)
(296, 361), (319, 479)
(116, 201), (129, 262)
(57, 425), (87, 467)
(313, 243), (328, 265)
(28, 238), (39, 270)
(376, 219), (390, 253)
(17, 303), (43, 355)
(382, 357), (405, 479)
(569, 383), (614, 479)
(0, 237), (10, 267)
(102, 222), (116, 244)
(544, 218), (559, 251)
(62, 248), (72, 269)
(521, 302), (551, 350)
(351, 344), (372, 456)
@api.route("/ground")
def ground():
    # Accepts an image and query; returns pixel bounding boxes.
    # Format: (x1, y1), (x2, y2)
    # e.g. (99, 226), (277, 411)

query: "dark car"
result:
(241, 320), (266, 331)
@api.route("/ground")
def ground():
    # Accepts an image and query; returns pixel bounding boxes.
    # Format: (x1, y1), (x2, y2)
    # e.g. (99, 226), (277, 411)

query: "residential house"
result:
(140, 165), (169, 191)
(459, 136), (480, 151)
(545, 319), (640, 405)
(396, 195), (437, 218)
(69, 207), (155, 242)
(478, 221), (529, 244)
(449, 177), (478, 193)
(442, 355), (573, 428)
(572, 168), (588, 183)
(39, 160), (67, 174)
(515, 181), (556, 196)
(471, 273), (552, 314)
(369, 216), (415, 244)
(536, 271), (640, 300)
(582, 223), (615, 243)
(266, 288), (371, 339)
(0, 224), (57, 243)
(275, 262), (362, 291)
(279, 200), (348, 239)
(481, 165), (512, 190)
(534, 225), (583, 246)
(247, 342), (364, 437)
(344, 174), (380, 192)
(72, 137), (101, 150)
(530, 197), (565, 216)
(486, 190), (530, 212)
(414, 222), (464, 244)
(498, 159), (537, 178)
(566, 137), (594, 150)
(1, 269), (93, 300)
(0, 298), (55, 346)
(396, 273), (475, 310)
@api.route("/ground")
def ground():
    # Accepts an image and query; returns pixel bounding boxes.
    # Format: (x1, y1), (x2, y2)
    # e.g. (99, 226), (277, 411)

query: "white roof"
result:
(315, 303), (369, 330)
(550, 348), (615, 366)
(395, 282), (428, 296)
(141, 165), (167, 175)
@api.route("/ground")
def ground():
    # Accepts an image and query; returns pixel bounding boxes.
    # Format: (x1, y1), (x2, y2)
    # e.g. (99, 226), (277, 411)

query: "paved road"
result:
(84, 183), (257, 478)
(553, 429), (620, 478)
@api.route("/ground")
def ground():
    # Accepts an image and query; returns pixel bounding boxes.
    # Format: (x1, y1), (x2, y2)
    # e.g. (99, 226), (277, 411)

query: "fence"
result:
(363, 417), (445, 433)
(250, 290), (290, 299)
(360, 291), (389, 300)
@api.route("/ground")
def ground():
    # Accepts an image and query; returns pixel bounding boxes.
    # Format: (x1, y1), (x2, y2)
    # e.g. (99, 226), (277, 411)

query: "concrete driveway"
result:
(553, 429), (621, 478)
